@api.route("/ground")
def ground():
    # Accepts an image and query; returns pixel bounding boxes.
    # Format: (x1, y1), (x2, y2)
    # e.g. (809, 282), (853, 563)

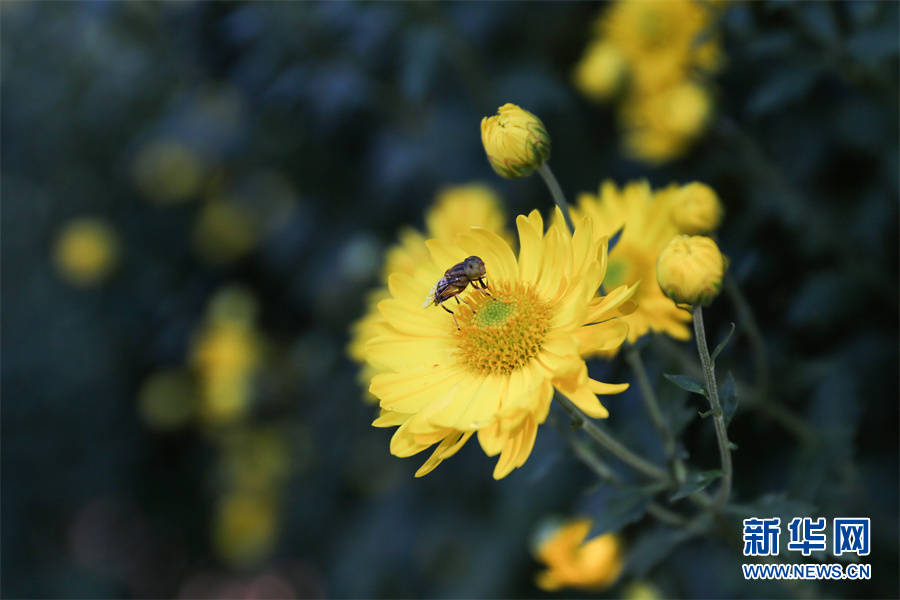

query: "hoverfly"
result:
(423, 255), (491, 329)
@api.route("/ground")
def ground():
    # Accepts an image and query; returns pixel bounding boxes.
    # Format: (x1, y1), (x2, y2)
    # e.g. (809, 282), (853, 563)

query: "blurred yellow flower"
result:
(621, 81), (713, 164)
(597, 0), (723, 94)
(348, 183), (510, 403)
(480, 103), (551, 178)
(624, 580), (664, 600)
(573, 40), (627, 101)
(216, 426), (291, 493)
(137, 369), (196, 431)
(191, 287), (262, 425)
(535, 519), (623, 591)
(574, 0), (726, 164)
(426, 183), (514, 246)
(568, 181), (691, 344)
(193, 199), (258, 264)
(133, 139), (205, 204)
(213, 490), (278, 568)
(661, 181), (724, 235)
(53, 217), (118, 286)
(657, 234), (727, 306)
(366, 209), (633, 479)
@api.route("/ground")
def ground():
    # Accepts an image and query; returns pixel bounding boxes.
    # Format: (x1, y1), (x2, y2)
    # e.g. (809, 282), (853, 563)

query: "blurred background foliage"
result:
(1, 1), (897, 598)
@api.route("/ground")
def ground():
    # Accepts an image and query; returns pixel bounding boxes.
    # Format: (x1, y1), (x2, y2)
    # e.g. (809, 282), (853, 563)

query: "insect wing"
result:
(422, 282), (439, 309)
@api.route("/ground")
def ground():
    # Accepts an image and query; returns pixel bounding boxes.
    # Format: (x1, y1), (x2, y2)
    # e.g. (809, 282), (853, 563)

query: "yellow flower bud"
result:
(573, 41), (627, 101)
(669, 182), (723, 235)
(480, 103), (551, 178)
(656, 235), (726, 306)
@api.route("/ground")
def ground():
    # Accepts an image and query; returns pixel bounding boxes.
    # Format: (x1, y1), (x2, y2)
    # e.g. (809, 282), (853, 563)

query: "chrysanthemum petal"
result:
(417, 373), (495, 431)
(534, 223), (568, 299)
(371, 366), (466, 413)
(365, 333), (450, 372)
(571, 215), (595, 278)
(514, 414), (539, 467)
(372, 409), (410, 427)
(477, 421), (504, 456)
(378, 298), (451, 337)
(458, 228), (518, 285)
(517, 210), (544, 285)
(575, 319), (629, 356)
(585, 281), (640, 323)
(414, 431), (474, 477)
(589, 378), (629, 395)
(559, 383), (609, 419)
(425, 238), (467, 274)
(493, 429), (522, 479)
(389, 420), (432, 457)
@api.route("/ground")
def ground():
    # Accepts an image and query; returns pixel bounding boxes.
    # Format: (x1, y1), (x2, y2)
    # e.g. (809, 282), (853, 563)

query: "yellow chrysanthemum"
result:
(573, 40), (627, 101)
(366, 209), (636, 479)
(535, 519), (624, 591)
(348, 183), (511, 403)
(575, 0), (726, 164)
(597, 0), (723, 94)
(567, 181), (691, 344)
(620, 80), (713, 164)
(53, 218), (119, 286)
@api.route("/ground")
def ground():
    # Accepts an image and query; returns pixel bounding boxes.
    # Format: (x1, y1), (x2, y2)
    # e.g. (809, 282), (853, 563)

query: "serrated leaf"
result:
(663, 374), (706, 396)
(669, 469), (722, 501)
(711, 323), (736, 363)
(720, 372), (737, 426)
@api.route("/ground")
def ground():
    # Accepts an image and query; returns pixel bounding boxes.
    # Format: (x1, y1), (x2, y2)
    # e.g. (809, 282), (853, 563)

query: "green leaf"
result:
(663, 374), (706, 396)
(711, 322), (736, 363)
(669, 470), (723, 501)
(720, 372), (738, 426)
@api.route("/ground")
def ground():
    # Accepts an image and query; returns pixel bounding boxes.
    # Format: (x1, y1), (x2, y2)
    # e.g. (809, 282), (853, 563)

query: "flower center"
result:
(455, 283), (552, 375)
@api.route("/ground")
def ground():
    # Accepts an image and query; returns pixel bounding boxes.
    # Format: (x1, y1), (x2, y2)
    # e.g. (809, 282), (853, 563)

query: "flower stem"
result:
(692, 306), (733, 508)
(624, 343), (687, 483)
(537, 163), (575, 234)
(555, 393), (671, 482)
(554, 413), (696, 529)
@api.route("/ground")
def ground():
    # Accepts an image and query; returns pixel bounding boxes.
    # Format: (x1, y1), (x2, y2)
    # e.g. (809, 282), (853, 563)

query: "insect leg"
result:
(441, 302), (460, 329)
(477, 278), (493, 296)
